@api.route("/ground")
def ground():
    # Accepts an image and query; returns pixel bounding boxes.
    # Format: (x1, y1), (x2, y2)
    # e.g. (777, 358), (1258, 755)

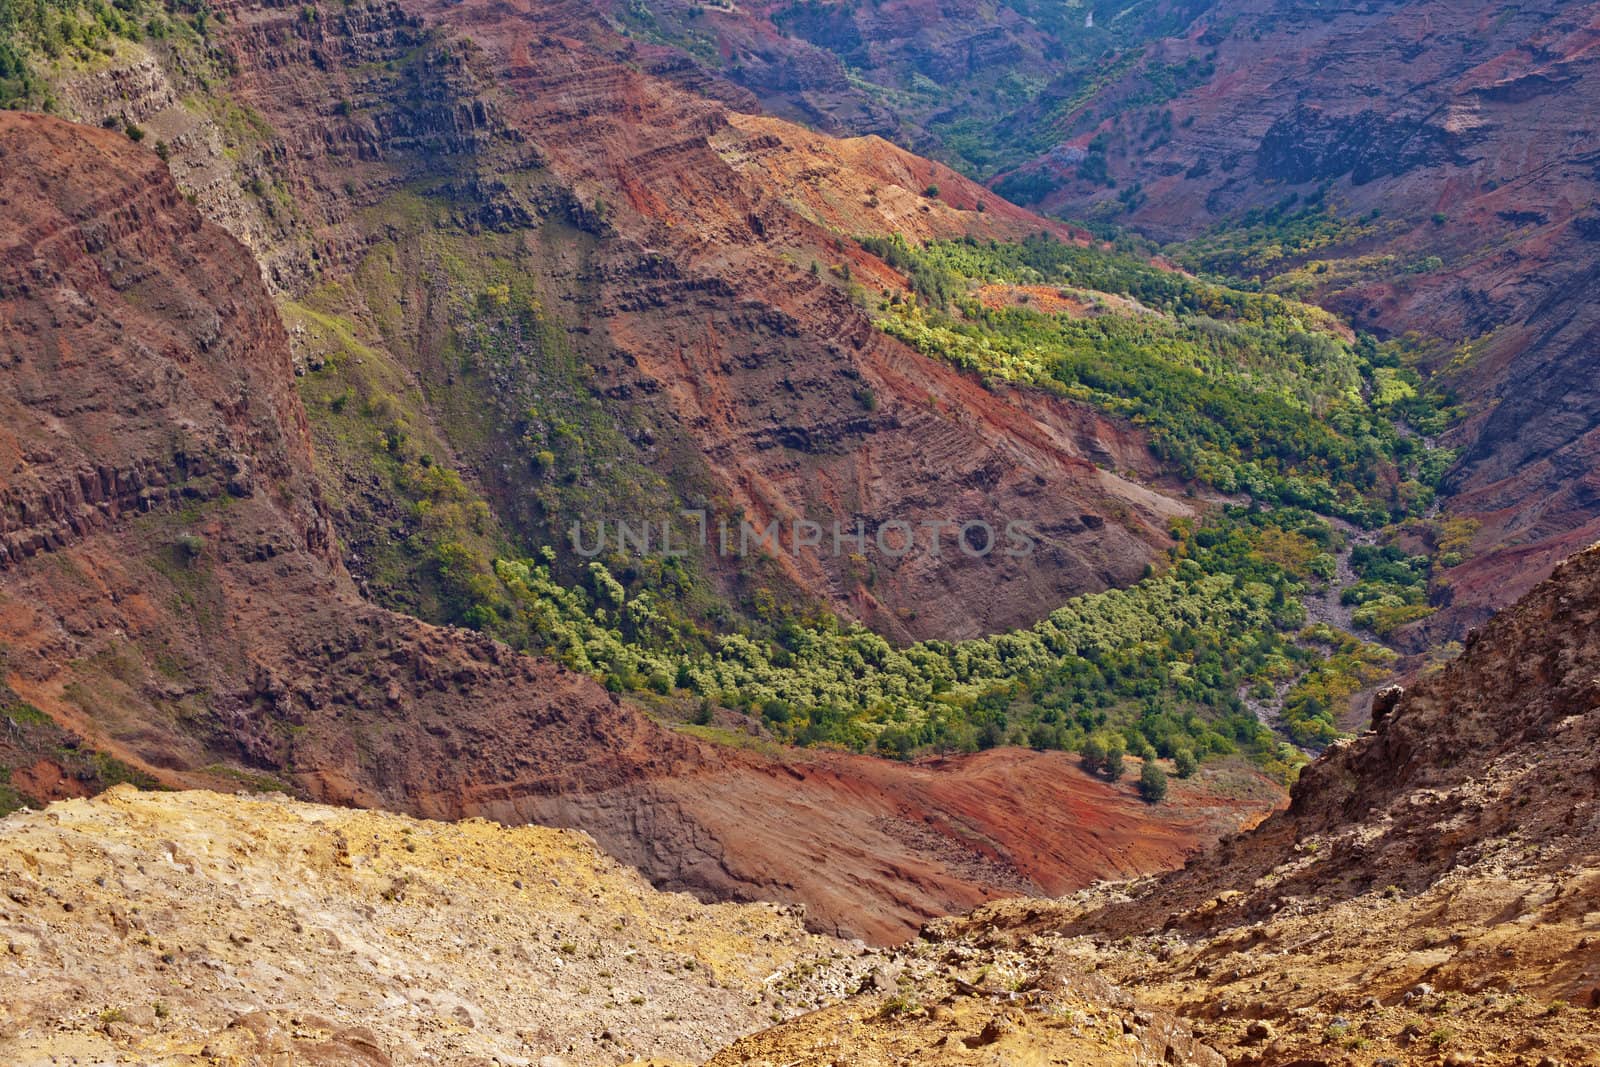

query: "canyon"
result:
(0, 102), (1267, 948)
(657, 0), (1600, 642)
(0, 0), (1310, 954)
(5, 2), (1600, 1063)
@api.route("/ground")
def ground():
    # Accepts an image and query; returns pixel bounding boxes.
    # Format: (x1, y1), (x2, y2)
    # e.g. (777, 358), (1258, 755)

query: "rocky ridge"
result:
(0, 786), (873, 1065)
(741, 538), (1600, 1064)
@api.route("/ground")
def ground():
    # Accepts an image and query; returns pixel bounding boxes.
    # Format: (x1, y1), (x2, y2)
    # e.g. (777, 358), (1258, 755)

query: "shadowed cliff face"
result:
(0, 112), (1270, 944)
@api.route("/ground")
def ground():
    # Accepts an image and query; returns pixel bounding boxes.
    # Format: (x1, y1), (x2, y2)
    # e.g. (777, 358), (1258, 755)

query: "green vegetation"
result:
(295, 192), (755, 646)
(1166, 197), (1458, 333)
(0, 772), (25, 817)
(290, 281), (518, 633)
(788, 229), (1457, 762)
(1344, 542), (1434, 637)
(1138, 759), (1168, 803)
(866, 228), (1460, 699)
(0, 0), (221, 111)
(1170, 194), (1385, 284)
(1, 698), (161, 815)
(1278, 625), (1396, 746)
(467, 505), (1371, 780)
(872, 233), (1454, 524)
(285, 215), (1453, 777)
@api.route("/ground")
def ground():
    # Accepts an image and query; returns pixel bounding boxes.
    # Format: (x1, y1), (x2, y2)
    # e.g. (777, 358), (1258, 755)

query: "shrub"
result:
(1081, 735), (1106, 774)
(1139, 761), (1169, 803)
(1103, 736), (1126, 781)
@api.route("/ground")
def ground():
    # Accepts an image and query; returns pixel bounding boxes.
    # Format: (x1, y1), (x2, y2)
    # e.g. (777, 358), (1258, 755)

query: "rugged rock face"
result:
(0, 107), (689, 837)
(900, 540), (1600, 1064)
(0, 111), (1266, 944)
(108, 0), (1189, 644)
(1002, 0), (1600, 634)
(512, 745), (1280, 944)
(707, 958), (1226, 1066)
(0, 111), (332, 575)
(0, 786), (872, 1065)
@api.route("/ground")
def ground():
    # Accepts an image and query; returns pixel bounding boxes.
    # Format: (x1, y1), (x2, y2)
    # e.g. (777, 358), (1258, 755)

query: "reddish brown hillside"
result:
(0, 112), (1269, 943)
(154, 0), (1192, 643)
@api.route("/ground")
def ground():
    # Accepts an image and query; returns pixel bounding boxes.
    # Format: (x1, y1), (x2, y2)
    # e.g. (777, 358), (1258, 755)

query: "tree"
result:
(1028, 722), (1058, 751)
(1104, 744), (1126, 782)
(978, 720), (1006, 751)
(1139, 761), (1169, 803)
(1173, 747), (1198, 779)
(1081, 735), (1106, 774)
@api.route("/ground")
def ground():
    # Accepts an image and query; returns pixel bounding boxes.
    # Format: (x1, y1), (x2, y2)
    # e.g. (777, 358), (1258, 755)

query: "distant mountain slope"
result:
(584, 0), (1216, 174)
(999, 0), (1600, 636)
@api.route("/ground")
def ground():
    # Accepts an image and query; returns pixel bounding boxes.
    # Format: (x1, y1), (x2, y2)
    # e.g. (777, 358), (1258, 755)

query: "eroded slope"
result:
(743, 539), (1600, 1063)
(0, 110), (1267, 945)
(37, 0), (1193, 643)
(0, 786), (867, 1065)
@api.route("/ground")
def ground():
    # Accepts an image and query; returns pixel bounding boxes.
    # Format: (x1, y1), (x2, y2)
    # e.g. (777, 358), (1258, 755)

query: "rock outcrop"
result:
(0, 786), (871, 1065)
